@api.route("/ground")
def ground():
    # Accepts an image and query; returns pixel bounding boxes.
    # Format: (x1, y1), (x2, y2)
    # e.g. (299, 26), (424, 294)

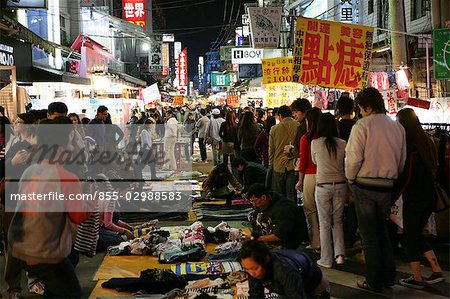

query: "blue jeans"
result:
(353, 185), (396, 290)
(315, 184), (346, 265)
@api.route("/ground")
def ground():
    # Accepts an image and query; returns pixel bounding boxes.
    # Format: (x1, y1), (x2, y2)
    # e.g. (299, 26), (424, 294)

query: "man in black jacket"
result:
(232, 157), (267, 193)
(247, 183), (302, 249)
(240, 240), (330, 298)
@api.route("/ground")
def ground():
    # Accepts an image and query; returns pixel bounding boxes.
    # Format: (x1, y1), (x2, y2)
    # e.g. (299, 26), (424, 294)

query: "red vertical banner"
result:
(122, 0), (146, 30)
(178, 48), (188, 95)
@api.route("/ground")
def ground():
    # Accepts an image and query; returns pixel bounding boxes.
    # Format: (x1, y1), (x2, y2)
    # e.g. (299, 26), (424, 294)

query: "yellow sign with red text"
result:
(293, 17), (374, 89)
(265, 83), (302, 107)
(262, 57), (294, 85)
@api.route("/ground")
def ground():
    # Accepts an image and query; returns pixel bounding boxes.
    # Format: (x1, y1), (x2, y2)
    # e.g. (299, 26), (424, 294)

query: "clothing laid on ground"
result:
(102, 269), (187, 293)
(194, 205), (253, 221)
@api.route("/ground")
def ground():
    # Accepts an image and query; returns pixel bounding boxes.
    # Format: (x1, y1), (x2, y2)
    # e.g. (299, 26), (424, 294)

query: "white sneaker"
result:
(317, 260), (332, 269)
(335, 255), (345, 265)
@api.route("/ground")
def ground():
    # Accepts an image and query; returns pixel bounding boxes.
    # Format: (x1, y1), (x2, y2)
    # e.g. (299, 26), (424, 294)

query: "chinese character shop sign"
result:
(248, 7), (282, 48)
(123, 0), (146, 29)
(262, 57), (293, 84)
(433, 28), (450, 80)
(293, 17), (374, 89)
(178, 48), (188, 95)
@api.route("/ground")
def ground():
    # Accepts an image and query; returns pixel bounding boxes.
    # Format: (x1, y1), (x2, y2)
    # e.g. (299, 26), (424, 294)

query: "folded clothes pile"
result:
(171, 261), (243, 276)
(235, 281), (279, 299)
(108, 231), (170, 256)
(158, 222), (207, 263)
(193, 205), (253, 221)
(204, 222), (247, 244)
(101, 269), (187, 294)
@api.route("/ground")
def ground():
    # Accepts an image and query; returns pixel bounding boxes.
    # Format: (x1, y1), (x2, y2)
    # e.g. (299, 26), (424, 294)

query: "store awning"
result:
(32, 65), (91, 85)
(109, 70), (147, 87)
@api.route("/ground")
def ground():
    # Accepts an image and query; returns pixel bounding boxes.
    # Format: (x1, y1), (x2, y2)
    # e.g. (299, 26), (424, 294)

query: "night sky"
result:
(155, 0), (255, 78)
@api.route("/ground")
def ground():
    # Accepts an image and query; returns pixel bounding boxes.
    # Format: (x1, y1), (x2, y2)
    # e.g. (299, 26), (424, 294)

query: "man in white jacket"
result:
(345, 87), (406, 292)
(164, 110), (179, 170)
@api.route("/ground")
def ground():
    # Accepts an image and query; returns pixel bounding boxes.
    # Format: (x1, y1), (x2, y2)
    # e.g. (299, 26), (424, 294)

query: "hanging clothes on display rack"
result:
(369, 72), (378, 89)
(396, 66), (411, 91)
(422, 123), (450, 195)
(377, 72), (390, 90)
(369, 72), (390, 90)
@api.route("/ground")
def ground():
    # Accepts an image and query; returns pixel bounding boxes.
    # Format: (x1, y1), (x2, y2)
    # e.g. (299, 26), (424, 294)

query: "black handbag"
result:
(434, 182), (449, 213)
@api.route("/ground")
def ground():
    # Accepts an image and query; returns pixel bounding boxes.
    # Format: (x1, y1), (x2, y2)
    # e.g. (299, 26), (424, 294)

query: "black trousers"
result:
(17, 257), (81, 298)
(198, 138), (207, 161)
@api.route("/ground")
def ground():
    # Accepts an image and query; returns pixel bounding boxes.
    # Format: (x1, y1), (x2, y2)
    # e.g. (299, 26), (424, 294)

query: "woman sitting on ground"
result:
(202, 162), (243, 205)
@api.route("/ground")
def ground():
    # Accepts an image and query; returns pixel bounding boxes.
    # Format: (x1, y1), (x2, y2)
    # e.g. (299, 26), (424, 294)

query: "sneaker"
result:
(29, 280), (45, 295)
(425, 272), (446, 285)
(317, 260), (332, 269)
(399, 276), (424, 290)
(335, 255), (345, 265)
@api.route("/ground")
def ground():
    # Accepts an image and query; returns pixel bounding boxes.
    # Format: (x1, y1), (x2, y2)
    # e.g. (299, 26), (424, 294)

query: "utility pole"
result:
(388, 0), (408, 69)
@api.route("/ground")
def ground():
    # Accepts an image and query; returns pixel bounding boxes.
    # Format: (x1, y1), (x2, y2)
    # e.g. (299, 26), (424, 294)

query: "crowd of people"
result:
(192, 87), (446, 295)
(0, 86), (447, 298)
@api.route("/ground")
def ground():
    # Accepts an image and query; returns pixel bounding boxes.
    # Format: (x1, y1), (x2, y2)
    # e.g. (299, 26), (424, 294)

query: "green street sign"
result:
(433, 28), (450, 80)
(212, 73), (231, 86)
(220, 46), (234, 62)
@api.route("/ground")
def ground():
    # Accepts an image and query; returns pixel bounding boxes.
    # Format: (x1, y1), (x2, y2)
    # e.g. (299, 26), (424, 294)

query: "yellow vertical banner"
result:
(262, 57), (294, 85)
(265, 83), (303, 107)
(293, 17), (374, 89)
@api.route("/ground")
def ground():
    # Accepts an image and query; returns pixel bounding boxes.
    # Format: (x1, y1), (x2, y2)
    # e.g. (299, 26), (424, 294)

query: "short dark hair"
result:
(277, 105), (292, 118)
(232, 156), (247, 168)
(356, 87), (386, 114)
(291, 98), (312, 113)
(247, 183), (268, 199)
(81, 117), (90, 125)
(239, 240), (271, 268)
(97, 105), (108, 114)
(37, 116), (72, 148)
(257, 110), (266, 119)
(17, 113), (36, 124)
(200, 109), (206, 116)
(336, 95), (354, 116)
(48, 102), (68, 116)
